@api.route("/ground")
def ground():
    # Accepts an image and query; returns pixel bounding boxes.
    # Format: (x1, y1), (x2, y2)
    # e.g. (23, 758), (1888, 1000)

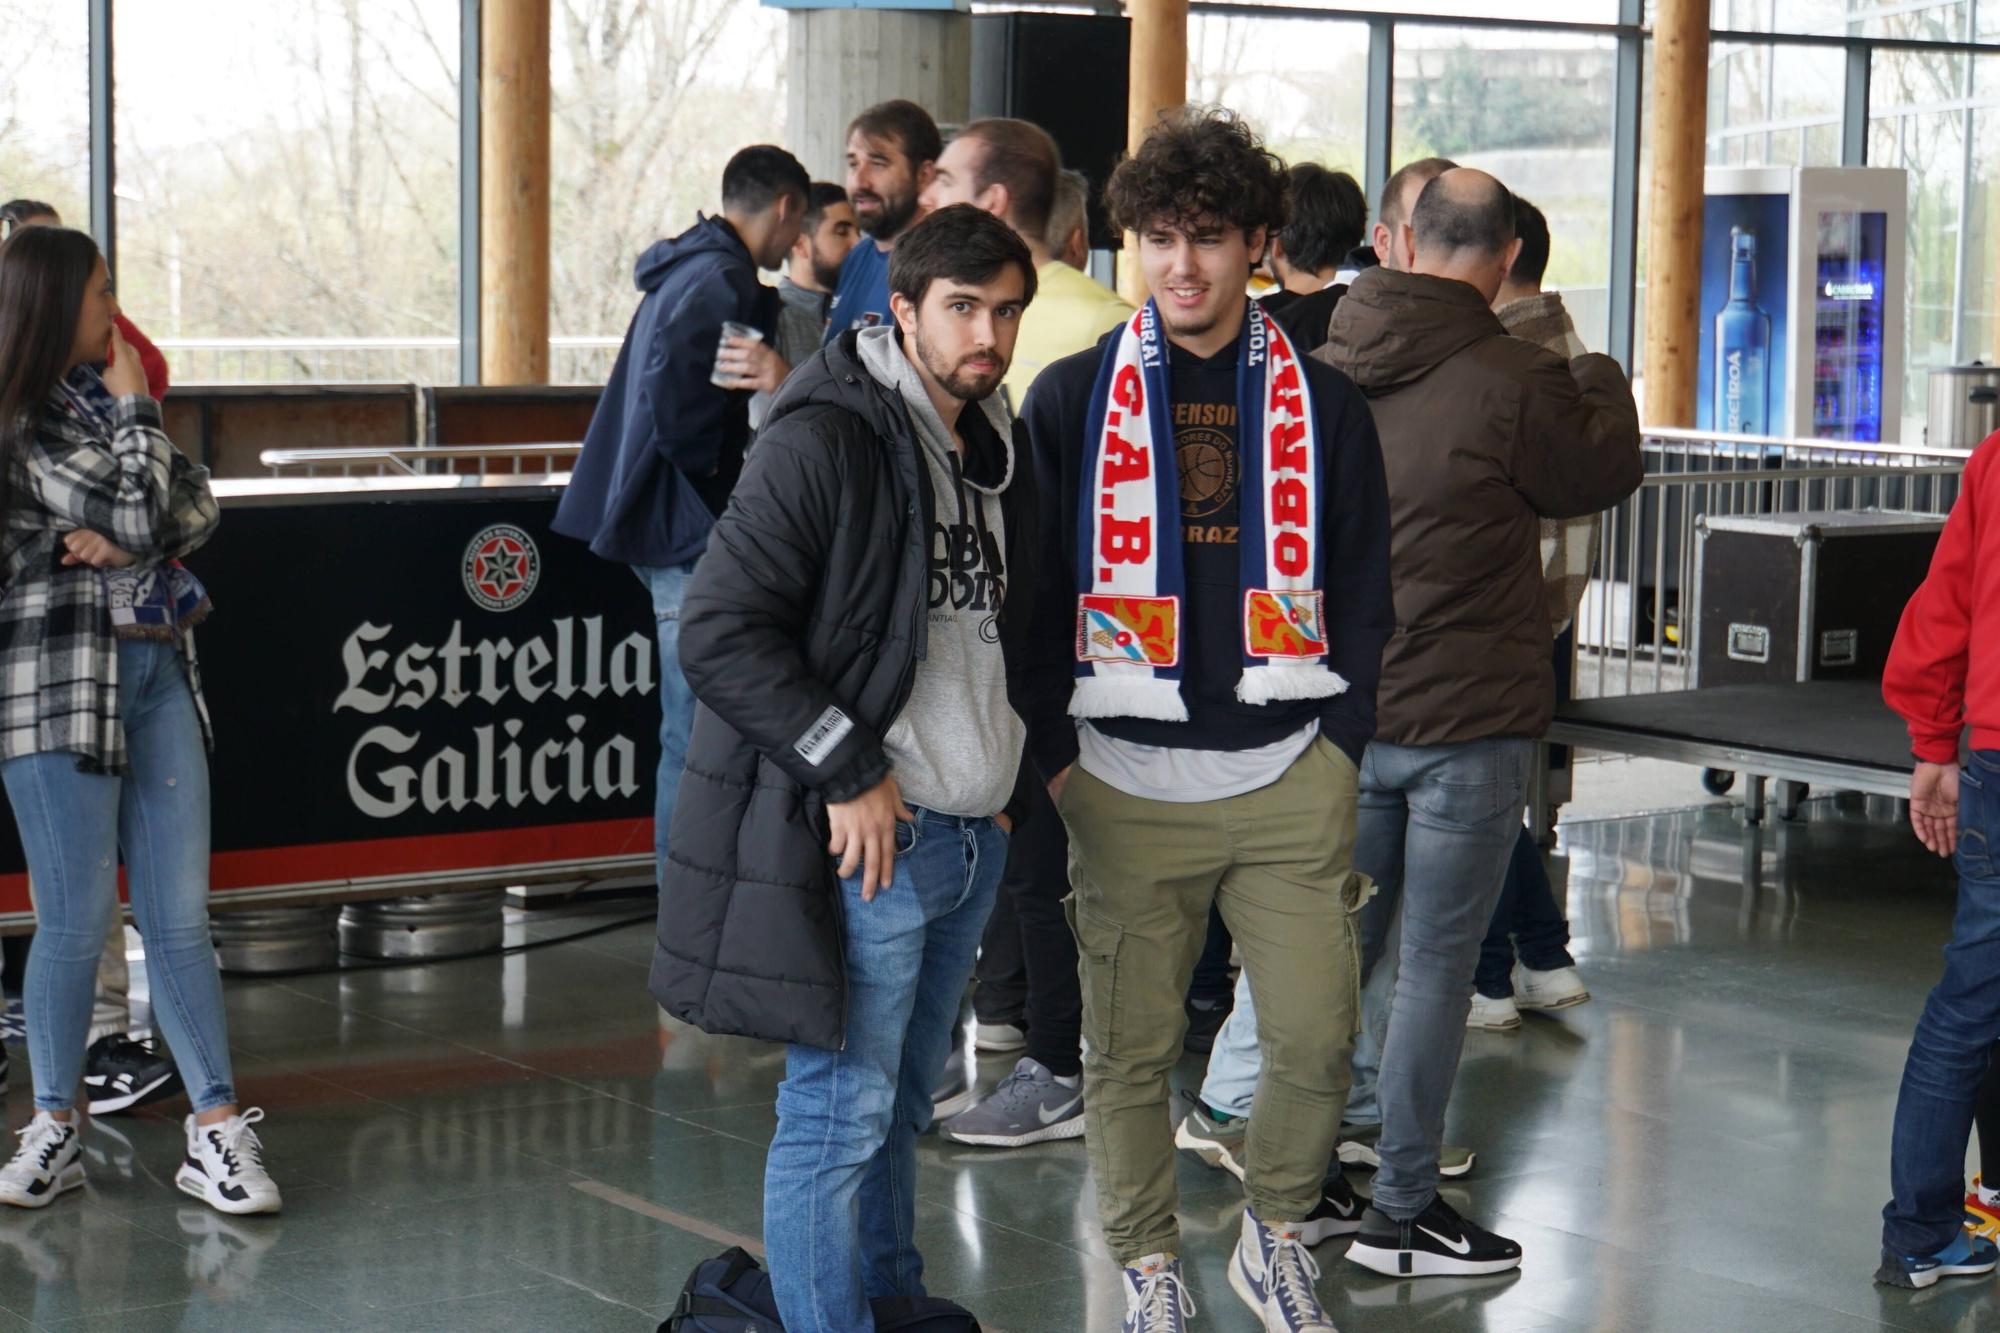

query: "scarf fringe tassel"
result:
(1235, 665), (1350, 706)
(1067, 676), (1190, 723)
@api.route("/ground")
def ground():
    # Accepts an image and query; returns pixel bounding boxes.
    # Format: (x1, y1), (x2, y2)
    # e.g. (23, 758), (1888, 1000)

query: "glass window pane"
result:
(1857, 2), (1970, 44)
(1706, 42), (1845, 168)
(1188, 16), (1369, 178)
(1267, 0), (1618, 18)
(0, 2), (88, 224)
(550, 3), (786, 387)
(1700, 0), (1966, 38)
(113, 1), (462, 386)
(1870, 45), (1973, 438)
(1391, 25), (1620, 350)
(1961, 58), (2000, 381)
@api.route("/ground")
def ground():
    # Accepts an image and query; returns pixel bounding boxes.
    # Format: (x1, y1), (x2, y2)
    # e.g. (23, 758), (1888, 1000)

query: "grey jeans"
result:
(1353, 736), (1533, 1219)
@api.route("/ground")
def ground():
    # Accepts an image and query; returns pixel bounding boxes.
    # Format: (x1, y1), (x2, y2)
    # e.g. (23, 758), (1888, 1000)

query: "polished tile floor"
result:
(0, 791), (1987, 1330)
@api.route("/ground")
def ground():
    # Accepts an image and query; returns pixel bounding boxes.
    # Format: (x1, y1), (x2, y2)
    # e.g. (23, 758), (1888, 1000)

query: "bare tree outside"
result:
(0, 1), (89, 222)
(551, 0), (787, 349)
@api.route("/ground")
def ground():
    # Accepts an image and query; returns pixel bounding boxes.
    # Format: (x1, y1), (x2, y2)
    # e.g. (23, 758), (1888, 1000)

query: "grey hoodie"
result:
(856, 326), (1027, 818)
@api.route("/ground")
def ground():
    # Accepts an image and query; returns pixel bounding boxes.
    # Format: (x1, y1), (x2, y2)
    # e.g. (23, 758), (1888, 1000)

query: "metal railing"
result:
(257, 427), (1971, 705)
(1577, 427), (1970, 701)
(157, 337), (620, 386)
(258, 443), (581, 477)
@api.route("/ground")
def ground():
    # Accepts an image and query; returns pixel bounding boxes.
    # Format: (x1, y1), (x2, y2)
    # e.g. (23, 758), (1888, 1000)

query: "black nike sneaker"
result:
(83, 1033), (182, 1115)
(1345, 1195), (1522, 1278)
(1298, 1169), (1367, 1245)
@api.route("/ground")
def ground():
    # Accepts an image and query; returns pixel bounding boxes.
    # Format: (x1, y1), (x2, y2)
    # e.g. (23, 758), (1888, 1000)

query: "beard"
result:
(810, 245), (846, 291)
(914, 327), (1003, 403)
(859, 188), (919, 242)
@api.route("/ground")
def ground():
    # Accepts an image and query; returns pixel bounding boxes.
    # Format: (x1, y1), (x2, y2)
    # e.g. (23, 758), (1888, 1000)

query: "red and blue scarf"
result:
(1072, 299), (1345, 720)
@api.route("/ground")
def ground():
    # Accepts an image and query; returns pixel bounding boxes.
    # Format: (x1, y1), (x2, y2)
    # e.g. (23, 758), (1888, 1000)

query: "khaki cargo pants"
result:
(1059, 736), (1366, 1262)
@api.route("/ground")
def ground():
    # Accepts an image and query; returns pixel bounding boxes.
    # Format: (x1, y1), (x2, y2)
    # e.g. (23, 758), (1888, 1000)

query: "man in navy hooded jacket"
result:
(554, 144), (809, 882)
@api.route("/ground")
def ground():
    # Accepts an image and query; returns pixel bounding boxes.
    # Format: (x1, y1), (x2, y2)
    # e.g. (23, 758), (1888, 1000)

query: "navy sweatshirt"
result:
(554, 215), (777, 568)
(1016, 329), (1396, 782)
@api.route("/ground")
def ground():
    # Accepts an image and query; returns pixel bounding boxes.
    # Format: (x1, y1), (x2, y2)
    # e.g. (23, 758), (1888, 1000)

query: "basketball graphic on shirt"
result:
(1179, 427), (1237, 519)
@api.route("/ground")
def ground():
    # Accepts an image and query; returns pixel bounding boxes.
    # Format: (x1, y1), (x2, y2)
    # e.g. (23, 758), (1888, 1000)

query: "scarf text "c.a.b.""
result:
(1072, 298), (1347, 723)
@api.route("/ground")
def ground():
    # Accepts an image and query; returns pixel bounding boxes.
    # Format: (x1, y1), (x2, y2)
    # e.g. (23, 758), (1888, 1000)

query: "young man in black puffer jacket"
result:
(649, 204), (1038, 1333)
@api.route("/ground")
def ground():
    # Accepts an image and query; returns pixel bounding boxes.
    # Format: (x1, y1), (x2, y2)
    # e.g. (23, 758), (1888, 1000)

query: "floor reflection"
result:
(0, 802), (1983, 1327)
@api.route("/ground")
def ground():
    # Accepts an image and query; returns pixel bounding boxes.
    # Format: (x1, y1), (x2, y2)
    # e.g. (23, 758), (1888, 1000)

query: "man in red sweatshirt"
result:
(1879, 436), (2000, 1288)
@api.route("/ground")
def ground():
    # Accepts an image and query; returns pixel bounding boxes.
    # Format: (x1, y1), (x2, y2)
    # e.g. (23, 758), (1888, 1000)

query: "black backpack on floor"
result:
(661, 1247), (982, 1333)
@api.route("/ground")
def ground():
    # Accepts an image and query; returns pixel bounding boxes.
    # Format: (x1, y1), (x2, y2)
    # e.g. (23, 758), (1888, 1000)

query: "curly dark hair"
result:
(1104, 106), (1288, 238)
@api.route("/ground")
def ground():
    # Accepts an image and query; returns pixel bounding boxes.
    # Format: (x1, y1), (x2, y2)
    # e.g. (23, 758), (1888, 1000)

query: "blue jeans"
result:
(1884, 749), (2000, 1255)
(3, 640), (235, 1113)
(1202, 893), (1397, 1126)
(765, 808), (1006, 1333)
(1198, 738), (1529, 1216)
(1475, 826), (1578, 997)
(635, 561), (699, 879)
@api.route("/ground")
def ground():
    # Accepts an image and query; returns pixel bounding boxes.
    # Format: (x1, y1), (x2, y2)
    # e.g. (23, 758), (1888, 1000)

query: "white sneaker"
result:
(1514, 965), (1590, 1011)
(176, 1108), (281, 1215)
(0, 1114), (83, 1209)
(1466, 992), (1522, 1031)
(1229, 1210), (1338, 1331)
(931, 1050), (977, 1122)
(1120, 1252), (1194, 1332)
(973, 1020), (1027, 1054)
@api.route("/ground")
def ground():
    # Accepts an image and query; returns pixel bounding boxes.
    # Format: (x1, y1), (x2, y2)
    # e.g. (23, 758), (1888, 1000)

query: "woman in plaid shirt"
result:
(0, 225), (280, 1214)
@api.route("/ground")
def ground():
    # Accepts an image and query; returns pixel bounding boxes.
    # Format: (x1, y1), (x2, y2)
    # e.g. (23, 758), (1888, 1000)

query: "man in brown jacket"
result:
(1319, 168), (1642, 1279)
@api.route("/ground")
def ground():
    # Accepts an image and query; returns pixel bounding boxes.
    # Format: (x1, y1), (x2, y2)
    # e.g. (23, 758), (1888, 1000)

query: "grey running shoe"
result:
(940, 1057), (1084, 1147)
(1336, 1121), (1476, 1178)
(1174, 1094), (1248, 1181)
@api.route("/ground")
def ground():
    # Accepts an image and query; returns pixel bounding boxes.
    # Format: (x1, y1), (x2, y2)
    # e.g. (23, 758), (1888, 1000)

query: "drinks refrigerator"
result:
(1698, 167), (1906, 443)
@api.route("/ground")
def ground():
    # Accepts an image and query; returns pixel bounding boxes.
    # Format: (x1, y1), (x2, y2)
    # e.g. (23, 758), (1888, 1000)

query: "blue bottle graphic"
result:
(1715, 227), (1772, 435)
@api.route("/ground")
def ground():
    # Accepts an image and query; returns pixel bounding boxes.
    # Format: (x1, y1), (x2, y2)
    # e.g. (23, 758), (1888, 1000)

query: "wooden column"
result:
(1120, 0), (1189, 305)
(480, 0), (551, 386)
(1641, 0), (1709, 426)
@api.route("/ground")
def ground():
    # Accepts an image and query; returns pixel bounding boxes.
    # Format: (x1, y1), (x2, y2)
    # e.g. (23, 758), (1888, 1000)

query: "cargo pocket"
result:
(1066, 898), (1126, 1057)
(1339, 872), (1369, 1040)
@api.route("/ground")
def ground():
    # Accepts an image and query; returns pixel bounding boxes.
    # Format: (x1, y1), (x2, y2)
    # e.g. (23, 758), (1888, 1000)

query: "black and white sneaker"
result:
(0, 1114), (82, 1209)
(1298, 1170), (1367, 1246)
(84, 1034), (181, 1115)
(0, 1047), (9, 1093)
(176, 1109), (281, 1215)
(1345, 1195), (1522, 1278)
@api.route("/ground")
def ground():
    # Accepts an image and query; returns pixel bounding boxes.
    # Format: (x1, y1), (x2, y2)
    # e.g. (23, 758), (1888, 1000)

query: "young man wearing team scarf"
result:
(1018, 106), (1394, 1333)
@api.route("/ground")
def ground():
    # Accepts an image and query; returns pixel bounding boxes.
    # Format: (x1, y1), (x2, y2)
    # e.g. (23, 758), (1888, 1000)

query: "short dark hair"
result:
(722, 145), (810, 214)
(1279, 164), (1367, 275)
(1105, 105), (1287, 238)
(1046, 168), (1089, 254)
(1411, 171), (1517, 258)
(1509, 194), (1552, 286)
(889, 202), (1038, 310)
(848, 99), (943, 169)
(1378, 157), (1456, 233)
(959, 118), (1061, 242)
(0, 199), (58, 239)
(804, 181), (849, 234)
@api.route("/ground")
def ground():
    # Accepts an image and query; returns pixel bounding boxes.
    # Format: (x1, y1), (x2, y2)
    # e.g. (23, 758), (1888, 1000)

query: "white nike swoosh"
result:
(1417, 1223), (1472, 1256)
(1037, 1095), (1082, 1125)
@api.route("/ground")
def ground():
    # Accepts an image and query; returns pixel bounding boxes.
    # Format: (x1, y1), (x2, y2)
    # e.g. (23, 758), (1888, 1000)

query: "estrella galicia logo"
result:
(462, 524), (540, 613)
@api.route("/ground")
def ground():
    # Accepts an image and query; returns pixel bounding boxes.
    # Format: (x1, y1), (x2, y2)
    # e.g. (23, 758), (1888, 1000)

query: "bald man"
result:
(1307, 167), (1640, 1278)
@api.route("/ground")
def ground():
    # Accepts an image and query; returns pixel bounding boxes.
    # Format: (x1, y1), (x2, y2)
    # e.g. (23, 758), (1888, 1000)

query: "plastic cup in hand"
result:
(711, 321), (763, 388)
